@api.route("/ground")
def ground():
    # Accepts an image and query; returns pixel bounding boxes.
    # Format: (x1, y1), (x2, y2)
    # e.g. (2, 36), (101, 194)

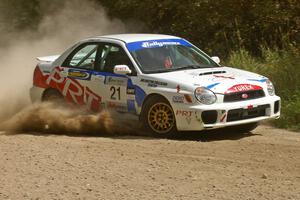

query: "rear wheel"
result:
(42, 89), (63, 102)
(141, 96), (177, 137)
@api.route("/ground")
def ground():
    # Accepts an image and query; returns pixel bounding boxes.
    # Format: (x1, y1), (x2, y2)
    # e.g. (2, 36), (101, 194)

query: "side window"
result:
(66, 44), (98, 70)
(99, 44), (135, 74)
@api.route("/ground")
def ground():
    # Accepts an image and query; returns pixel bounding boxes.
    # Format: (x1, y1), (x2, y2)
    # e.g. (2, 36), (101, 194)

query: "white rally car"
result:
(30, 34), (280, 136)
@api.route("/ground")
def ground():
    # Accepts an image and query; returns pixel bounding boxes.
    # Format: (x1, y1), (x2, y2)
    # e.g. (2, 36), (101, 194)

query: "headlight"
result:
(194, 87), (217, 104)
(266, 80), (275, 96)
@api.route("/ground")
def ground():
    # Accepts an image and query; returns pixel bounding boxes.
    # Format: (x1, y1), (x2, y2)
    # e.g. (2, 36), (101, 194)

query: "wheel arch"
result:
(41, 87), (63, 101)
(141, 93), (173, 112)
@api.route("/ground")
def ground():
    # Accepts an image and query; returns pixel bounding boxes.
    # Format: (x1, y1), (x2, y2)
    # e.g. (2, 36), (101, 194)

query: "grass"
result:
(226, 47), (300, 131)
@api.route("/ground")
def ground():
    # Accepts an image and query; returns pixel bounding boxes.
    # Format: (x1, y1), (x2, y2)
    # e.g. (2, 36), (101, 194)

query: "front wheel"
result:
(141, 96), (177, 137)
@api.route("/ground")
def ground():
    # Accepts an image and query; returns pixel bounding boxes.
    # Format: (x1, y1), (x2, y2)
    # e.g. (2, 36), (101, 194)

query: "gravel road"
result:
(0, 125), (299, 200)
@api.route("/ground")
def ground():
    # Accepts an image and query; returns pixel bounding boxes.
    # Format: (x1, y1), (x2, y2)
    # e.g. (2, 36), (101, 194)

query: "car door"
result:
(57, 42), (104, 111)
(96, 43), (137, 112)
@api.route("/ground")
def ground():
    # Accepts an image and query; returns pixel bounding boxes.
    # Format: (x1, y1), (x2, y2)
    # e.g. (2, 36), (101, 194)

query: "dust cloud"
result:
(1, 102), (140, 135)
(0, 0), (140, 135)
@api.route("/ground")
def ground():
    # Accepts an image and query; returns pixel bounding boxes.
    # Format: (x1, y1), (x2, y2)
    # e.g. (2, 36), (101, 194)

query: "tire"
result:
(141, 96), (177, 137)
(226, 122), (259, 133)
(42, 89), (64, 102)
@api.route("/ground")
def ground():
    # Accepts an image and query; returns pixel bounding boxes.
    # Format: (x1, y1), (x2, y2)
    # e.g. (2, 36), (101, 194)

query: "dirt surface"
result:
(0, 125), (299, 200)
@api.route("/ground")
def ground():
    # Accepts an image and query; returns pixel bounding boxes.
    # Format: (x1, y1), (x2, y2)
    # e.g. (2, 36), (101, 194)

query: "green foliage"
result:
(1, 0), (299, 57)
(276, 98), (300, 131)
(98, 0), (300, 57)
(227, 49), (261, 72)
(227, 48), (300, 131)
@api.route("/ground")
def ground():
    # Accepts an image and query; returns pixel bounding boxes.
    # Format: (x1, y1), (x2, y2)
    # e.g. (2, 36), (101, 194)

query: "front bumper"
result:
(175, 95), (280, 131)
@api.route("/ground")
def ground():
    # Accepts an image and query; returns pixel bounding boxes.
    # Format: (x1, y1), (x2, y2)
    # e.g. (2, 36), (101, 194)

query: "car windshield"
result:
(127, 40), (219, 73)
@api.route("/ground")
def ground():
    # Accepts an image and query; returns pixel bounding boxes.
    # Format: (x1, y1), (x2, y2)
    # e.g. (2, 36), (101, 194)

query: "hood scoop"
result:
(199, 71), (226, 76)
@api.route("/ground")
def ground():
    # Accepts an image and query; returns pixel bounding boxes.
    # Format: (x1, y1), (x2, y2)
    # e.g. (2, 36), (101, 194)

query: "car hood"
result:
(144, 66), (268, 94)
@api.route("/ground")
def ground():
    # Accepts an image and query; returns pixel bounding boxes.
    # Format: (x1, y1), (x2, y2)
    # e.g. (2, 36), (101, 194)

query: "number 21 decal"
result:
(110, 86), (121, 100)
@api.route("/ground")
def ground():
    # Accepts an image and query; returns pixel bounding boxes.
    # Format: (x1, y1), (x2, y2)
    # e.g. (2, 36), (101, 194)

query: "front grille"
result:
(224, 90), (265, 102)
(227, 104), (270, 122)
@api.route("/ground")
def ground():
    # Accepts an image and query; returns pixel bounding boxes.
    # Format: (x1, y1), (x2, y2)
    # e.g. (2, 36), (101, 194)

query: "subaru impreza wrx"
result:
(30, 34), (280, 136)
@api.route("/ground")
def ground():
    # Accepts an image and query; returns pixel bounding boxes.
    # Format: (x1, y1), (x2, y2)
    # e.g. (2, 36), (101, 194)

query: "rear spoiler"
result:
(36, 55), (60, 62)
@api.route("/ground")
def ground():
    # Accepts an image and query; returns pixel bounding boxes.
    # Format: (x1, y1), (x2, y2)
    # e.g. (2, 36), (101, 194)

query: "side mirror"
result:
(113, 65), (132, 75)
(211, 56), (221, 64)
